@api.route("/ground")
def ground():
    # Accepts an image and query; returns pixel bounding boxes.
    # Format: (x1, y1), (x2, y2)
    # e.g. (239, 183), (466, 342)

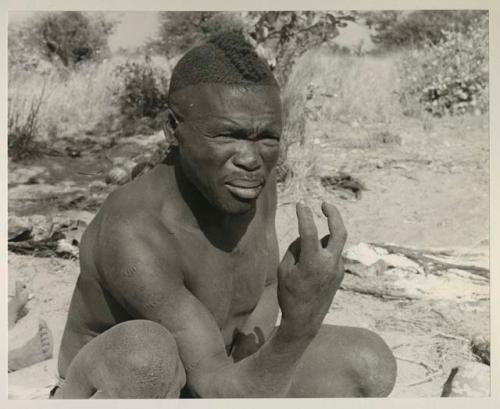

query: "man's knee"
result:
(349, 328), (397, 397)
(91, 320), (186, 398)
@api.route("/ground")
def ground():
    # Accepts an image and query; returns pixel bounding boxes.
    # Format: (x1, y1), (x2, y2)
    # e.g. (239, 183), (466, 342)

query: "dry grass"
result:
(279, 47), (407, 202)
(8, 54), (173, 145)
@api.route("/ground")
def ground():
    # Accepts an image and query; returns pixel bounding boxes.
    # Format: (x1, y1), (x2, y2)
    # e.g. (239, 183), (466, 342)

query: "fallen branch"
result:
(431, 329), (469, 343)
(340, 281), (419, 301)
(370, 243), (489, 279)
(406, 370), (443, 387)
(394, 355), (439, 373)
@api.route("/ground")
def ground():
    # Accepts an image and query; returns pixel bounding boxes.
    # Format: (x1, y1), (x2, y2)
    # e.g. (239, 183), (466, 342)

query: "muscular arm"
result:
(99, 223), (311, 398)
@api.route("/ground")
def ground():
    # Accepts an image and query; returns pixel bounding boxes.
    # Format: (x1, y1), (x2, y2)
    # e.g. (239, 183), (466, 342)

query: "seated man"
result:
(52, 32), (397, 399)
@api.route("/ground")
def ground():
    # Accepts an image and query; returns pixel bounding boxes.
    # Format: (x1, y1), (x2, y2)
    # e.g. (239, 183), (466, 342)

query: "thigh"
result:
(288, 324), (397, 398)
(58, 320), (186, 399)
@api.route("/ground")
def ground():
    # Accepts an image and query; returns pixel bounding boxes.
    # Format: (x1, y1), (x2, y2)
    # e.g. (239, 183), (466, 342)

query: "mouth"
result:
(224, 180), (264, 200)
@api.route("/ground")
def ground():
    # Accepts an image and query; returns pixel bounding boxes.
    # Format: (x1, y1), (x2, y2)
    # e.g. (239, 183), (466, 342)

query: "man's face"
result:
(169, 83), (282, 215)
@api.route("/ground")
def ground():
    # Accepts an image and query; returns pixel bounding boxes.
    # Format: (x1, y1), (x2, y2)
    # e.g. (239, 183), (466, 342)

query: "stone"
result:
(89, 180), (108, 192)
(343, 243), (424, 274)
(9, 166), (48, 185)
(471, 333), (490, 365)
(442, 361), (490, 397)
(8, 216), (32, 241)
(56, 239), (79, 258)
(105, 167), (130, 185)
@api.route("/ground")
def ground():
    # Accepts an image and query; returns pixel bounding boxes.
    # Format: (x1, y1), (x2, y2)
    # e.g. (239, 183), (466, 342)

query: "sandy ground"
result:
(7, 114), (490, 399)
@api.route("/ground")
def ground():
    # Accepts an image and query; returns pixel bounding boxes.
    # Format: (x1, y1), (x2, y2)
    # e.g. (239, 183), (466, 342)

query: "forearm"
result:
(230, 284), (279, 362)
(190, 322), (314, 398)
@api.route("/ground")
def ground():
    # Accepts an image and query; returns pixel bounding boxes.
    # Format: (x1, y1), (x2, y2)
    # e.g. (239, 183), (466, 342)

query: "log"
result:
(370, 243), (489, 278)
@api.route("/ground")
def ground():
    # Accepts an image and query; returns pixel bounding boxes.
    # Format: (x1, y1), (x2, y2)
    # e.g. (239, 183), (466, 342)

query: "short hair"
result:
(168, 31), (278, 95)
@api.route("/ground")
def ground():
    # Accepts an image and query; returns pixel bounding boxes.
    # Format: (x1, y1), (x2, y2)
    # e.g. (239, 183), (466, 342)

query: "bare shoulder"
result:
(92, 168), (182, 281)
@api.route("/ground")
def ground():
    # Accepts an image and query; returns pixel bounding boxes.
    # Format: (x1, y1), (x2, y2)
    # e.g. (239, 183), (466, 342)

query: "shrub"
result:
(365, 10), (488, 50)
(8, 80), (47, 161)
(13, 11), (116, 68)
(111, 57), (171, 135)
(399, 14), (488, 117)
(150, 12), (245, 57)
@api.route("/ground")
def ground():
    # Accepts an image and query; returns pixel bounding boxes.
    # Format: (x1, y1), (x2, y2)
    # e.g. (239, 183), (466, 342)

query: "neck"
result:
(173, 155), (256, 251)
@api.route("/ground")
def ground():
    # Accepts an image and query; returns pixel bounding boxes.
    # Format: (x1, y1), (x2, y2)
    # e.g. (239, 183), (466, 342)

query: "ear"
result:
(162, 106), (179, 147)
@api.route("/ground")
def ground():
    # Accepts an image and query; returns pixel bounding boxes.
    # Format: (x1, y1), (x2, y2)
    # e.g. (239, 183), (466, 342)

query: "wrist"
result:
(276, 317), (318, 345)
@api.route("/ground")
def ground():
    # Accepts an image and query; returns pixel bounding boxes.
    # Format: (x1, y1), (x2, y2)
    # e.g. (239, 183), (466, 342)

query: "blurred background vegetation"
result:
(8, 10), (488, 168)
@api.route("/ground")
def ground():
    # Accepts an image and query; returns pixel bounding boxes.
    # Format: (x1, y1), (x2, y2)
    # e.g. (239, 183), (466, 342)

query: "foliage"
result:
(150, 12), (246, 57)
(399, 14), (488, 117)
(11, 12), (116, 68)
(8, 80), (47, 161)
(364, 10), (487, 49)
(111, 57), (171, 135)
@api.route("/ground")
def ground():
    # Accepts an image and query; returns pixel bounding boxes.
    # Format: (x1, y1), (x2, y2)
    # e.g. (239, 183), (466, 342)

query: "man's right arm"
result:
(99, 203), (346, 398)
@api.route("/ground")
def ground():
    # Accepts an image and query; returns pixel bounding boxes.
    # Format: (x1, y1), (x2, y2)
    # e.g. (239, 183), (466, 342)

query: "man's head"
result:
(166, 31), (282, 215)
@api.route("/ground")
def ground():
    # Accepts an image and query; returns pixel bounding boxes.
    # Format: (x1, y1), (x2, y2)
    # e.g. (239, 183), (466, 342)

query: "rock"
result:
(8, 216), (32, 241)
(9, 166), (48, 185)
(111, 157), (137, 172)
(8, 215), (87, 258)
(471, 333), (490, 365)
(344, 243), (424, 274)
(89, 180), (108, 192)
(26, 215), (52, 242)
(105, 167), (130, 185)
(442, 362), (490, 397)
(344, 258), (389, 277)
(56, 239), (79, 258)
(344, 242), (387, 266)
(9, 184), (85, 202)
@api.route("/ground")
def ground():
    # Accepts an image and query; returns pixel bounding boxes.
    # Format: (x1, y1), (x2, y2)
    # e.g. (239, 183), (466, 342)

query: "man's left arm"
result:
(230, 275), (279, 362)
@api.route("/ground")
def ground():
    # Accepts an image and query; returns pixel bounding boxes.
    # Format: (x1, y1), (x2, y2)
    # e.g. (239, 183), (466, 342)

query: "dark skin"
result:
(54, 83), (396, 399)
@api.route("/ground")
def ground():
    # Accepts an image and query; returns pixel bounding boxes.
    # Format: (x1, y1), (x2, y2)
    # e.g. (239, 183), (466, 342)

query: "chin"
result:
(218, 197), (256, 215)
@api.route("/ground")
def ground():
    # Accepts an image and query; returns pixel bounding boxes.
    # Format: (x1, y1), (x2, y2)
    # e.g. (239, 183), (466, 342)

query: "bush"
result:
(111, 57), (171, 135)
(366, 10), (487, 50)
(150, 12), (245, 57)
(13, 11), (116, 68)
(399, 14), (488, 117)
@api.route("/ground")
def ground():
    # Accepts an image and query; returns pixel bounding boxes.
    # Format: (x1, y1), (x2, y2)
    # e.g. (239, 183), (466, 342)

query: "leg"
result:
(8, 281), (29, 329)
(8, 319), (53, 372)
(288, 325), (397, 397)
(54, 320), (186, 399)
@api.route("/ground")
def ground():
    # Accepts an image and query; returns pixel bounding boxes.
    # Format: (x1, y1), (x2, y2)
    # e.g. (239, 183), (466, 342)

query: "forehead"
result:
(169, 83), (282, 122)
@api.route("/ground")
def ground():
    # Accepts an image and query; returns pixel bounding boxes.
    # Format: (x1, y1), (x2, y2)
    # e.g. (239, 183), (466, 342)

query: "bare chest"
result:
(179, 228), (278, 331)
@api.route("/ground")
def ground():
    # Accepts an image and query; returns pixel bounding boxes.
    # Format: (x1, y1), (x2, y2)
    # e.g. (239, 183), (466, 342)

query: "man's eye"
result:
(258, 134), (280, 145)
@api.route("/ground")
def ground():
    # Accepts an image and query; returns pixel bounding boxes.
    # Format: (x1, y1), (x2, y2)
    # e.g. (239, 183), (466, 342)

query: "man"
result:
(52, 32), (396, 399)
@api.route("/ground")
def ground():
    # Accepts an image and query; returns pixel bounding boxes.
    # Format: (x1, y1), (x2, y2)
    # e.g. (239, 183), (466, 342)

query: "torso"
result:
(58, 162), (279, 376)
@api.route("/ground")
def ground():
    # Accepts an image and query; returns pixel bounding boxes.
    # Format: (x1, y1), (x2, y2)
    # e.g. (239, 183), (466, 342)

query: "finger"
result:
(296, 203), (319, 257)
(284, 237), (301, 265)
(321, 202), (347, 258)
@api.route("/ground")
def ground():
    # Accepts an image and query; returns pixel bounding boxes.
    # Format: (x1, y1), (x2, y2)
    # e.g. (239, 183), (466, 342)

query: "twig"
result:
(340, 281), (419, 301)
(431, 329), (469, 343)
(431, 308), (449, 323)
(406, 370), (443, 387)
(394, 355), (439, 373)
(77, 169), (104, 176)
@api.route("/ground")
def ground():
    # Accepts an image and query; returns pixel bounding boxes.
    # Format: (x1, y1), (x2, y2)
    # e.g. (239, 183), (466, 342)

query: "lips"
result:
(225, 179), (264, 200)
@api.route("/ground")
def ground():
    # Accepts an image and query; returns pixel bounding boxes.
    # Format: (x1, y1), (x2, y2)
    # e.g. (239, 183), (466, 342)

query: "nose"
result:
(232, 141), (261, 172)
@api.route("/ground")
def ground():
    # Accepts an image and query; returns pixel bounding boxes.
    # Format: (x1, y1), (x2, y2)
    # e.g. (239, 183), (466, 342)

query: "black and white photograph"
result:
(3, 4), (495, 402)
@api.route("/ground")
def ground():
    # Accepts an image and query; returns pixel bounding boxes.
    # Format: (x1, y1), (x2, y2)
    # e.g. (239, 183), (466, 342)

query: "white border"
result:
(1, 1), (498, 408)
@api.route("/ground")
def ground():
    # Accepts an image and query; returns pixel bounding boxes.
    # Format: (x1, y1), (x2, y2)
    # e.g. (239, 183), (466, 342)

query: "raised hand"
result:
(277, 202), (346, 339)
